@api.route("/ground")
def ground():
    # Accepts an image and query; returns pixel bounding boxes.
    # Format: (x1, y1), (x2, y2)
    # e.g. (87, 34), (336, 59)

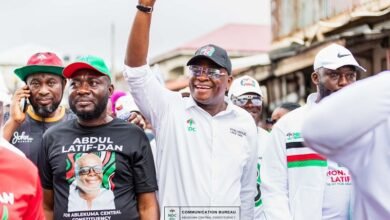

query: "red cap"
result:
(14, 52), (64, 81)
(27, 52), (63, 66)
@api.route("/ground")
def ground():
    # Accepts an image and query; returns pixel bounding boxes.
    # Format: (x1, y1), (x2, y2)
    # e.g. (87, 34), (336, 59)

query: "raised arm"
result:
(123, 0), (178, 128)
(125, 0), (156, 67)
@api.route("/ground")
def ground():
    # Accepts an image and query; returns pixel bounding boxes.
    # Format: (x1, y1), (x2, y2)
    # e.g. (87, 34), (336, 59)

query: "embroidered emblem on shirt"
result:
(230, 128), (246, 137)
(186, 118), (196, 132)
(11, 131), (34, 144)
(286, 132), (302, 142)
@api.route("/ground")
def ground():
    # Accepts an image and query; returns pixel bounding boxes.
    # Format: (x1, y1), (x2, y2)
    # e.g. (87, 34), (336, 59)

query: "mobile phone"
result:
(20, 98), (29, 113)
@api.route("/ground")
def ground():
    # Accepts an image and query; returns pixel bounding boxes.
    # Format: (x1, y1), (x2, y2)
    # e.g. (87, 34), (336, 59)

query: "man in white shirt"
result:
(261, 43), (365, 220)
(228, 75), (270, 219)
(302, 71), (390, 219)
(123, 1), (258, 219)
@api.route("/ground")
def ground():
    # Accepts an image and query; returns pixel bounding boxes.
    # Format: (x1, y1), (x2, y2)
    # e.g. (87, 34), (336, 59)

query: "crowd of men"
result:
(1, 1), (389, 220)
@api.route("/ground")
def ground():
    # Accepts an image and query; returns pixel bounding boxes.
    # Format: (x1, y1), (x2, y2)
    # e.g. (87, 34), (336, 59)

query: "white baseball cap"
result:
(228, 75), (263, 98)
(314, 43), (366, 72)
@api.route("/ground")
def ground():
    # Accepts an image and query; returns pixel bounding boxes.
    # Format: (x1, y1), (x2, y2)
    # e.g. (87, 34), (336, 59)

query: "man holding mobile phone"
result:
(2, 52), (74, 165)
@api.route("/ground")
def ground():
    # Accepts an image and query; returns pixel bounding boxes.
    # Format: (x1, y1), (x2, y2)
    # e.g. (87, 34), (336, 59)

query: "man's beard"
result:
(318, 82), (334, 102)
(70, 93), (109, 121)
(29, 98), (61, 118)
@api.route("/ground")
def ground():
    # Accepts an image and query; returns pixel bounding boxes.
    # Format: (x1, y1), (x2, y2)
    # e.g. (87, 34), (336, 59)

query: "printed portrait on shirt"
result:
(65, 152), (116, 212)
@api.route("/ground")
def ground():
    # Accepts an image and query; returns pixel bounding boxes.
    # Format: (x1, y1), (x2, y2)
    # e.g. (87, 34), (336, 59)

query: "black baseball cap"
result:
(187, 44), (232, 74)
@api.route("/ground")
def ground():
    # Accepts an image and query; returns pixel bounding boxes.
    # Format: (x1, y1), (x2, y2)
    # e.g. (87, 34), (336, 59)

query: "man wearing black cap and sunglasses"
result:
(123, 1), (258, 219)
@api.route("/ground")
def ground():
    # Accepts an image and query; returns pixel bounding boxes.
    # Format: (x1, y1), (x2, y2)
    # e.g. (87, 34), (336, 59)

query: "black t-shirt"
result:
(39, 118), (158, 220)
(10, 107), (75, 165)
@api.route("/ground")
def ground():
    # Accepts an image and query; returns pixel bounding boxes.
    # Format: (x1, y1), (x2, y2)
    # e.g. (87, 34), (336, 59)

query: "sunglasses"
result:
(231, 94), (262, 107)
(188, 65), (227, 80)
(77, 165), (103, 176)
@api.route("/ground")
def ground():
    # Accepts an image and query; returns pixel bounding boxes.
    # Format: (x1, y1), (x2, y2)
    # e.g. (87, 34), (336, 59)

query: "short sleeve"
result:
(38, 132), (53, 189)
(132, 130), (158, 193)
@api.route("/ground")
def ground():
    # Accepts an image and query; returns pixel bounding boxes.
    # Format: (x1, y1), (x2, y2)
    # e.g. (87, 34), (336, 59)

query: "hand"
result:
(10, 85), (30, 125)
(128, 111), (146, 129)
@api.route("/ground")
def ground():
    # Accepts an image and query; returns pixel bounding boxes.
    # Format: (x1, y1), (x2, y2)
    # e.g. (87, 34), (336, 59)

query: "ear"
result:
(61, 78), (67, 91)
(311, 71), (320, 86)
(108, 84), (114, 96)
(226, 76), (233, 91)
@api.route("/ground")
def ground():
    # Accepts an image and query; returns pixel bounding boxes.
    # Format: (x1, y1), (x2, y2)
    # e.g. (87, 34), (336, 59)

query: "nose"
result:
(77, 82), (91, 95)
(87, 169), (97, 176)
(338, 74), (349, 87)
(195, 71), (210, 81)
(38, 84), (50, 96)
(244, 100), (254, 108)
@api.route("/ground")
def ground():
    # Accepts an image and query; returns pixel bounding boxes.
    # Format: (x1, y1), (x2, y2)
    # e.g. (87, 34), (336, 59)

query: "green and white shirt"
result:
(261, 93), (352, 220)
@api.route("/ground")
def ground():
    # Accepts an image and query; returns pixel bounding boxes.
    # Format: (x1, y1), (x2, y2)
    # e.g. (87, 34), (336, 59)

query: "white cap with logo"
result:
(314, 43), (366, 72)
(228, 75), (263, 98)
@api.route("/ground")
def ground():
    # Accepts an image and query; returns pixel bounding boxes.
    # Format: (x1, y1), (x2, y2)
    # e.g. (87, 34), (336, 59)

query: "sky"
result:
(0, 0), (270, 66)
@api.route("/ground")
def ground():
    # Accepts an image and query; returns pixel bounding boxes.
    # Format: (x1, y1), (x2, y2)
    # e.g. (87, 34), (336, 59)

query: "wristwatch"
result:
(136, 4), (153, 13)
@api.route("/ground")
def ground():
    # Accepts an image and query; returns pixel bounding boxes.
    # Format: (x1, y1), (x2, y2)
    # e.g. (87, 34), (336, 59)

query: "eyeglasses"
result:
(324, 70), (357, 82)
(77, 165), (103, 176)
(188, 65), (227, 80)
(231, 94), (262, 107)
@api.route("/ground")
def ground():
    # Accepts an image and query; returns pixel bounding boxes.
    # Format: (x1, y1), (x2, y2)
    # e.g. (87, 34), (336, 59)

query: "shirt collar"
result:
(184, 95), (198, 109)
(27, 105), (66, 122)
(306, 93), (318, 106)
